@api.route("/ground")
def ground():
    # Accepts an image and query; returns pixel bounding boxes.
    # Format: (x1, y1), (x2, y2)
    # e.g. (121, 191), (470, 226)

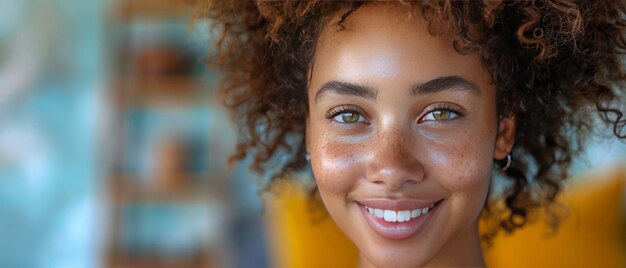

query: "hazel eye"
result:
(420, 109), (461, 122)
(333, 111), (366, 124)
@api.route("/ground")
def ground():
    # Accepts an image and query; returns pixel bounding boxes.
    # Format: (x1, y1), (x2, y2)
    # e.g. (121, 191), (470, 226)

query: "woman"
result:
(201, 1), (626, 267)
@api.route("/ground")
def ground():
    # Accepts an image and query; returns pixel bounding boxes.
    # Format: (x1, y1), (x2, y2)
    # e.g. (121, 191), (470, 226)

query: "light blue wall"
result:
(0, 0), (106, 267)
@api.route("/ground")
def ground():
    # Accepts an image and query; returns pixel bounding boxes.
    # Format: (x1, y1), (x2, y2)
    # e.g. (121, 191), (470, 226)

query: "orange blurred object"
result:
(485, 165), (626, 267)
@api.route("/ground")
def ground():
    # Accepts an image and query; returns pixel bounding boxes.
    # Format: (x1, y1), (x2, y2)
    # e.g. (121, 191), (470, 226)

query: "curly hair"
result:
(197, 0), (626, 241)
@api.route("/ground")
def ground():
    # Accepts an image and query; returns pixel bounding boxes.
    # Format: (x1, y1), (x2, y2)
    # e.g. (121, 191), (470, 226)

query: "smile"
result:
(358, 199), (442, 240)
(363, 203), (435, 223)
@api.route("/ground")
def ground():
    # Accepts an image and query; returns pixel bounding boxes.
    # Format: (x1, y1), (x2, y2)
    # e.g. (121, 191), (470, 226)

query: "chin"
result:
(351, 231), (440, 268)
(361, 248), (433, 268)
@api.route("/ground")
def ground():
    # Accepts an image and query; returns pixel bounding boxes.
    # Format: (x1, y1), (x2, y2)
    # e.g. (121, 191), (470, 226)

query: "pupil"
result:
(343, 113), (357, 122)
(434, 111), (449, 120)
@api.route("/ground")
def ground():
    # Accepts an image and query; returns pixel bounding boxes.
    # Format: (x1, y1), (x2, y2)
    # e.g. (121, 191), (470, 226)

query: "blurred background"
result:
(0, 0), (624, 268)
(0, 0), (267, 267)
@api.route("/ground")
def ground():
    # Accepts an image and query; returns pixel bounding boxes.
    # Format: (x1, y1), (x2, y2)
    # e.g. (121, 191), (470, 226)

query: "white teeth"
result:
(411, 208), (421, 218)
(364, 203), (436, 223)
(374, 208), (384, 218)
(383, 210), (397, 222)
(397, 210), (411, 222)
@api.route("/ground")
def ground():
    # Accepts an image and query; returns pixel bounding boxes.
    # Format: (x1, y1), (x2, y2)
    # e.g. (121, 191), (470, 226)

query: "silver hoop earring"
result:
(305, 153), (311, 161)
(501, 154), (512, 171)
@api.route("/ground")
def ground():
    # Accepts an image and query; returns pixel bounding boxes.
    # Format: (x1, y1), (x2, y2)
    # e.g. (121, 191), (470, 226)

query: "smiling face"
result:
(305, 4), (515, 267)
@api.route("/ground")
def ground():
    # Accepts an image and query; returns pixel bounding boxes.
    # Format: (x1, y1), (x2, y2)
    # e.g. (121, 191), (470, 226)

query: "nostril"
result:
(366, 140), (424, 189)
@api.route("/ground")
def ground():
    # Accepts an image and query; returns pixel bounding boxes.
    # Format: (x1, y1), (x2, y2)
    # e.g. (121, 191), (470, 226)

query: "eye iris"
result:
(342, 113), (359, 122)
(433, 110), (450, 120)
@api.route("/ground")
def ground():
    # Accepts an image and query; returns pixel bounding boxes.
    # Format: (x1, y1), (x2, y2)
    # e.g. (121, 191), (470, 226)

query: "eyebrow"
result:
(410, 76), (481, 96)
(315, 75), (481, 103)
(315, 81), (377, 103)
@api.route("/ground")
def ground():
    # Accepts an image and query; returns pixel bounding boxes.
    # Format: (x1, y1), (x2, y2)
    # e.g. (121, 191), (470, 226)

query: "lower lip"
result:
(358, 201), (440, 240)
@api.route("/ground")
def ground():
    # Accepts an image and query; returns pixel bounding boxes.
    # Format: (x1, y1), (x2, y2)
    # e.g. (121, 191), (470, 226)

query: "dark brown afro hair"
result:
(196, 0), (626, 242)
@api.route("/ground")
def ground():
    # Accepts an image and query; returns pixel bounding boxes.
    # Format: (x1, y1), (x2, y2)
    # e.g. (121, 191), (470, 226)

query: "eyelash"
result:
(326, 105), (369, 124)
(418, 104), (465, 123)
(325, 104), (465, 125)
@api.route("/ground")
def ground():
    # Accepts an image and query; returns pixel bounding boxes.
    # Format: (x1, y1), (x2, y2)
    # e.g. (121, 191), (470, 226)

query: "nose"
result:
(365, 127), (424, 190)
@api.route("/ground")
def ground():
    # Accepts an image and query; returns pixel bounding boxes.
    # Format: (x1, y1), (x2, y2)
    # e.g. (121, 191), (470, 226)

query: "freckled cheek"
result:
(311, 141), (365, 195)
(427, 137), (493, 191)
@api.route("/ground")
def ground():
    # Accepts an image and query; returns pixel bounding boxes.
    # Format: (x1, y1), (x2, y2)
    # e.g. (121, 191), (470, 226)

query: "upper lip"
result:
(357, 198), (441, 211)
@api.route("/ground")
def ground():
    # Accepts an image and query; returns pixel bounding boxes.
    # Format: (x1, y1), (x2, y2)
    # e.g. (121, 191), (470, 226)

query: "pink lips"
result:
(358, 199), (440, 240)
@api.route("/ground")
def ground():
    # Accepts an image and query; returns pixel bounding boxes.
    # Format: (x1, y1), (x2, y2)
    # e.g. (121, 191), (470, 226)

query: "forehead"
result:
(309, 3), (491, 92)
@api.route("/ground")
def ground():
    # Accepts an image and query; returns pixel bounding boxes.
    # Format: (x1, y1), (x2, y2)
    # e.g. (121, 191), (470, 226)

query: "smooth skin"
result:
(305, 4), (515, 268)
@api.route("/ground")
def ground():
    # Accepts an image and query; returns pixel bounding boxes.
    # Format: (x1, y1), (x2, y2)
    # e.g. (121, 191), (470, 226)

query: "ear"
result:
(494, 115), (516, 160)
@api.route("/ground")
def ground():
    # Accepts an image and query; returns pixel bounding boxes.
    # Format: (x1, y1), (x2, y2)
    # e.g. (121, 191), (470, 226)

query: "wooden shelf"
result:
(105, 2), (227, 267)
(119, 75), (198, 92)
(108, 173), (223, 202)
(106, 252), (214, 268)
(112, 75), (207, 107)
(114, 0), (197, 21)
(105, 173), (224, 268)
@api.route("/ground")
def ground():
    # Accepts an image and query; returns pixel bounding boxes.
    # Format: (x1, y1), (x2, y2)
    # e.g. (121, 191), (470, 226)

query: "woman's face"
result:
(306, 4), (515, 267)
